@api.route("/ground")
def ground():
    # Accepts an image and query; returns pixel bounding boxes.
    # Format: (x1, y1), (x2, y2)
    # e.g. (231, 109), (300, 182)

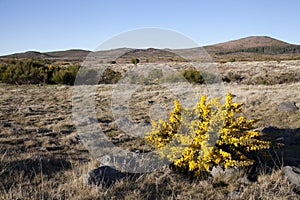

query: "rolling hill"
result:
(203, 36), (300, 61)
(2, 49), (91, 62)
(1, 36), (300, 62)
(206, 36), (291, 51)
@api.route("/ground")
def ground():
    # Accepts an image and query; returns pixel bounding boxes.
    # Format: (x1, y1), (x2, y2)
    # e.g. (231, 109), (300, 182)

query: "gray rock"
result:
(210, 165), (240, 179)
(228, 187), (243, 199)
(237, 177), (252, 185)
(86, 165), (138, 187)
(277, 101), (298, 112)
(282, 166), (300, 186)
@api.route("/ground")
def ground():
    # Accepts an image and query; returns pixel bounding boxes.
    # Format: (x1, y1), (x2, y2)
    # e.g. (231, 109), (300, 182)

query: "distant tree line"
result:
(216, 45), (300, 55)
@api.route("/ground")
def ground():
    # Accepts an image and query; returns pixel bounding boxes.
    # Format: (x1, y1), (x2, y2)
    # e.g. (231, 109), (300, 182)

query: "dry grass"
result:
(1, 155), (299, 199)
(0, 60), (300, 199)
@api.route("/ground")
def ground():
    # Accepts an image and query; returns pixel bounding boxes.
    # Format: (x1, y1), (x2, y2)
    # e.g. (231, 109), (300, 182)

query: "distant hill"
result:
(1, 36), (300, 62)
(206, 36), (291, 51)
(4, 51), (48, 59)
(45, 49), (91, 59)
(203, 36), (300, 61)
(2, 49), (91, 62)
(116, 48), (186, 63)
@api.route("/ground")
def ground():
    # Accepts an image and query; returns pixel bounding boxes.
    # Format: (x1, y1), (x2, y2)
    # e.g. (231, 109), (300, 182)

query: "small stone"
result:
(282, 166), (300, 186)
(277, 101), (298, 112)
(147, 99), (154, 104)
(276, 137), (285, 142)
(86, 165), (137, 187)
(88, 117), (99, 123)
(210, 165), (240, 178)
(228, 187), (243, 199)
(237, 177), (252, 185)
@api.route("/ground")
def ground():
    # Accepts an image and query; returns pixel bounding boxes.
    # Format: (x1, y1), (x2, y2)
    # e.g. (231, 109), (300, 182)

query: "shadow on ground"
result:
(261, 126), (300, 167)
(0, 156), (72, 190)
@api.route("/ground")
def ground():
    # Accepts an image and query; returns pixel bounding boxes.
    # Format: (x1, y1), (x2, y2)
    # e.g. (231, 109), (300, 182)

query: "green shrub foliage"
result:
(0, 59), (80, 85)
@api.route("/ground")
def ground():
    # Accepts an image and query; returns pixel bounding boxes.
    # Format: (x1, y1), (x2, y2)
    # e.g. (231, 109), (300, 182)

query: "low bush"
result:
(182, 69), (218, 84)
(51, 65), (80, 85)
(0, 59), (80, 85)
(146, 93), (270, 175)
(131, 57), (140, 65)
(182, 69), (204, 84)
(98, 68), (122, 84)
(0, 59), (47, 84)
(222, 72), (244, 83)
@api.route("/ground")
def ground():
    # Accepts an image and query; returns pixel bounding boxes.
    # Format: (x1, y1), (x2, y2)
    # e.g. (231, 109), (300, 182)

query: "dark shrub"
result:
(51, 65), (80, 85)
(131, 57), (140, 65)
(182, 69), (204, 84)
(98, 68), (122, 84)
(1, 59), (47, 84)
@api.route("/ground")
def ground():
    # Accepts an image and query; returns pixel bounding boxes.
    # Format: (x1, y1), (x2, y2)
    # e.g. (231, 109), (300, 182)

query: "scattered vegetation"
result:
(0, 59), (48, 84)
(131, 57), (140, 65)
(222, 72), (244, 83)
(121, 68), (218, 85)
(181, 69), (204, 84)
(146, 93), (270, 175)
(51, 64), (80, 85)
(218, 59), (227, 64)
(0, 59), (80, 85)
(98, 68), (122, 84)
(181, 68), (219, 84)
(229, 57), (236, 62)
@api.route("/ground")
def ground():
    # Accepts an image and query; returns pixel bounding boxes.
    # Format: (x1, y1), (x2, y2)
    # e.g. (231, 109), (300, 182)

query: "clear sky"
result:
(1, 0), (300, 55)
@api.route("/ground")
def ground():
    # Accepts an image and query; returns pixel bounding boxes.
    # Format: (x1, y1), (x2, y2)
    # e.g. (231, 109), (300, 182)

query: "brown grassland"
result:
(0, 60), (300, 199)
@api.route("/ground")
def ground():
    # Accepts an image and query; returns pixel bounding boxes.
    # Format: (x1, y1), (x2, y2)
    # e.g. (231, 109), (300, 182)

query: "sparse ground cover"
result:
(0, 61), (300, 199)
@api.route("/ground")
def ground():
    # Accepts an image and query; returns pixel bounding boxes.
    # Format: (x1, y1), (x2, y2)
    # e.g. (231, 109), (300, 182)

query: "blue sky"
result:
(1, 0), (300, 55)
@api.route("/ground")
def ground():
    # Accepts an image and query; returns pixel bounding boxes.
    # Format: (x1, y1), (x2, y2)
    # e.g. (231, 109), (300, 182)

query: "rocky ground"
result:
(0, 61), (300, 199)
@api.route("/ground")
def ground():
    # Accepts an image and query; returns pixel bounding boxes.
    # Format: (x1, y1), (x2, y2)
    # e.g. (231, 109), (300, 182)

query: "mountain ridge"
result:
(1, 36), (300, 62)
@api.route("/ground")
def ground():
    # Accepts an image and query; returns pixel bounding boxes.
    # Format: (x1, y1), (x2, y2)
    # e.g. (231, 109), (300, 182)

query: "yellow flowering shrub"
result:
(145, 93), (270, 175)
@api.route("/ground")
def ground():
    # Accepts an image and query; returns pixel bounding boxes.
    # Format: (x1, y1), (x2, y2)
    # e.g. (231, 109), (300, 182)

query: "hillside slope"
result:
(1, 36), (300, 62)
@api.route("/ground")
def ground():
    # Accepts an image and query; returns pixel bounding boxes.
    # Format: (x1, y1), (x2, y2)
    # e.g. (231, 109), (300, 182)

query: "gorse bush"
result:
(145, 93), (270, 175)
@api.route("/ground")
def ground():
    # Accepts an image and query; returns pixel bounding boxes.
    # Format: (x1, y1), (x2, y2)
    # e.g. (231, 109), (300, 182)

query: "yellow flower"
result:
(145, 93), (270, 174)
